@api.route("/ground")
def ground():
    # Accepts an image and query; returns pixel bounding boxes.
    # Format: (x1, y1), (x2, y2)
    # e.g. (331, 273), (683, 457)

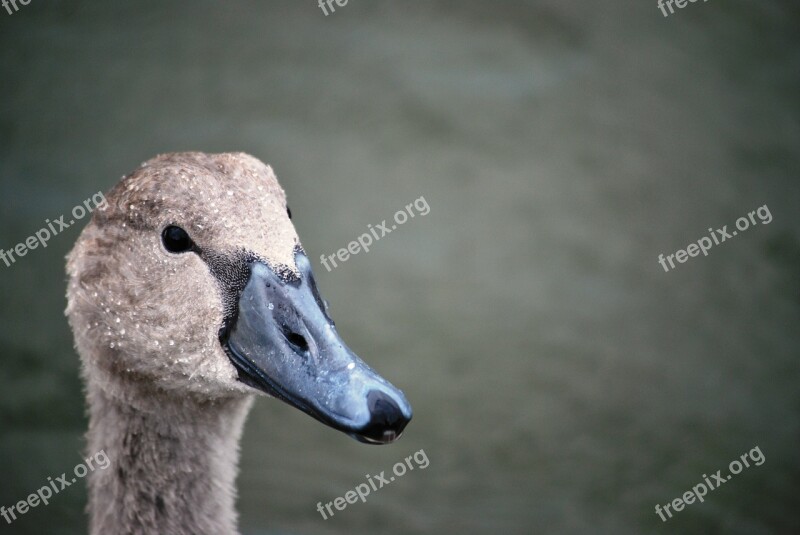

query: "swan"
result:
(65, 152), (412, 535)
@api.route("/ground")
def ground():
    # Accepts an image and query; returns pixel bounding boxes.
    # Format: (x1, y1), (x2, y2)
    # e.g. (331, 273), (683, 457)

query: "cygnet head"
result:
(66, 152), (411, 444)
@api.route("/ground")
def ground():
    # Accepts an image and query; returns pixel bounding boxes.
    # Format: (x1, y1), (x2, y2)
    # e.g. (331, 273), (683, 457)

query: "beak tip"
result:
(353, 389), (412, 444)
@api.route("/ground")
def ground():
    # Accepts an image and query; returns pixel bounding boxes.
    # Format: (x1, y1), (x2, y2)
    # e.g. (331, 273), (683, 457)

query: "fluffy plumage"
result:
(66, 152), (301, 535)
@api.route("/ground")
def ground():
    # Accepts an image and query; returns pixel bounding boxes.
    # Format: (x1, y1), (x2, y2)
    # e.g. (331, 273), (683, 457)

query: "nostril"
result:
(284, 330), (309, 353)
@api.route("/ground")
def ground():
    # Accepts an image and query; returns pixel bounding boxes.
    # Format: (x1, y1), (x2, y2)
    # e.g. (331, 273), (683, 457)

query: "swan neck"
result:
(85, 384), (253, 535)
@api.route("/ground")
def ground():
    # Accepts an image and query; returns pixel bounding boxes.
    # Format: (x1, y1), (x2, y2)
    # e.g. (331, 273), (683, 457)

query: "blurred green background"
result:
(1, 1), (799, 534)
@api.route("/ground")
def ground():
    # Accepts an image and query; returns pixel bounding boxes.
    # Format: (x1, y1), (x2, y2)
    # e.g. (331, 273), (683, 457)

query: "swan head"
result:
(66, 152), (411, 444)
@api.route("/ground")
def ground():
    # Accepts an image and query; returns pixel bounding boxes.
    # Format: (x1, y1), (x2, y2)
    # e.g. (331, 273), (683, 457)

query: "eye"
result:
(161, 225), (194, 253)
(286, 206), (292, 219)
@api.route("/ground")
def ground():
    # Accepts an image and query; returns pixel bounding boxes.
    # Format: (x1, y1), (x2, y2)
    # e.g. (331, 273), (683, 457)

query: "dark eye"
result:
(286, 206), (292, 219)
(161, 225), (194, 253)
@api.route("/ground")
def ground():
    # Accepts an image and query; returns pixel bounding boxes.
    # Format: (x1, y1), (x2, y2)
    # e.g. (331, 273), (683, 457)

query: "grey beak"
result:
(222, 252), (412, 444)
